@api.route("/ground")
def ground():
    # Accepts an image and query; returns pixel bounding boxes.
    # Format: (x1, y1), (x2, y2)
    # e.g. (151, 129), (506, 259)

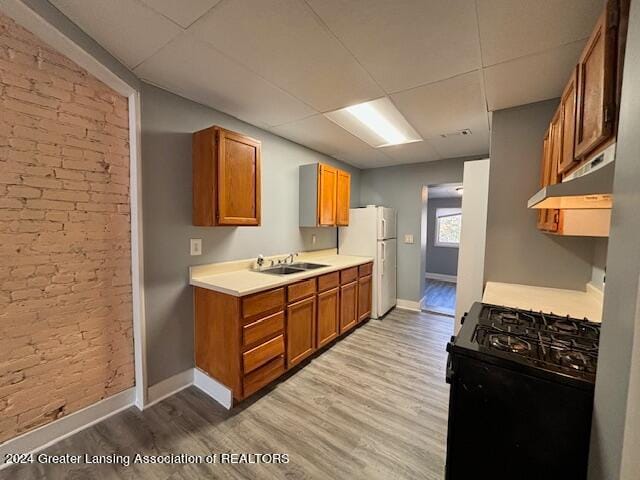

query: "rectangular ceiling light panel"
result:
(324, 97), (422, 148)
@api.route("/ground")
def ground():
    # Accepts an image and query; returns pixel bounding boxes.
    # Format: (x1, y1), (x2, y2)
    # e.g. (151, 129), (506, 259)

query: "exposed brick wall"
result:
(0, 14), (134, 443)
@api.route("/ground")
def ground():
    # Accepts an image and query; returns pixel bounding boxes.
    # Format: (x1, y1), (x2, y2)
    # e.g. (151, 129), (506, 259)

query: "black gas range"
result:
(445, 302), (600, 480)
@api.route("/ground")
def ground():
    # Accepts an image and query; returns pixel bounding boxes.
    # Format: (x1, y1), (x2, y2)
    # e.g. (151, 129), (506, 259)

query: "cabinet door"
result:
(317, 287), (339, 348)
(286, 296), (316, 367)
(336, 169), (350, 226)
(317, 164), (337, 226)
(558, 68), (578, 175)
(574, 7), (616, 159)
(339, 281), (357, 334)
(357, 275), (372, 322)
(537, 123), (559, 233)
(537, 130), (551, 231)
(217, 128), (261, 225)
(545, 111), (562, 233)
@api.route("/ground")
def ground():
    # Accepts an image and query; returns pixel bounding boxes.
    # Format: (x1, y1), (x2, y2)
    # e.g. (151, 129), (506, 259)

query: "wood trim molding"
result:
(396, 298), (421, 312)
(193, 368), (233, 410)
(425, 272), (458, 283)
(145, 370), (194, 409)
(0, 389), (134, 469)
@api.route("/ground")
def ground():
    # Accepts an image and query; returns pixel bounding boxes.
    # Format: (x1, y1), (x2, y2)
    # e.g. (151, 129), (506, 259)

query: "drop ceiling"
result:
(49, 0), (603, 169)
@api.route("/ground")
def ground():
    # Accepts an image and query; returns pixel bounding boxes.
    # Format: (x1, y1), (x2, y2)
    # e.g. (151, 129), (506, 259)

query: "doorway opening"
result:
(422, 183), (463, 317)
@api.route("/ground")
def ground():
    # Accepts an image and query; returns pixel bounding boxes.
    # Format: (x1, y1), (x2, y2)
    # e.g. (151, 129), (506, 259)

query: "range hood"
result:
(528, 154), (614, 210)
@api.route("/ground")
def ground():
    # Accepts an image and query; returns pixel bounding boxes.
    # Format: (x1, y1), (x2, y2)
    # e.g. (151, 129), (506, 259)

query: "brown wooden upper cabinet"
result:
(299, 162), (351, 227)
(336, 169), (351, 226)
(537, 124), (559, 233)
(193, 126), (261, 226)
(318, 164), (338, 226)
(574, 3), (618, 161)
(557, 68), (578, 175)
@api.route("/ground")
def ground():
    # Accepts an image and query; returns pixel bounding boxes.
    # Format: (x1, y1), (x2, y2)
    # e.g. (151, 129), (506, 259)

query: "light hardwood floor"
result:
(2, 309), (452, 480)
(423, 279), (457, 317)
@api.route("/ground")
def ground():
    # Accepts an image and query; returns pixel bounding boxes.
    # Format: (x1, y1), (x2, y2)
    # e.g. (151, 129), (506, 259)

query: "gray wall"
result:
(360, 159), (468, 302)
(425, 197), (461, 277)
(484, 100), (596, 290)
(141, 83), (361, 385)
(589, 1), (640, 477)
(590, 238), (608, 290)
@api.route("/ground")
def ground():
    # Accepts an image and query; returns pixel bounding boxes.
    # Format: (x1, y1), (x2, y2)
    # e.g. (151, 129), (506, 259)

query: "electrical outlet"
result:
(190, 238), (202, 256)
(312, 234), (317, 245)
(404, 234), (414, 244)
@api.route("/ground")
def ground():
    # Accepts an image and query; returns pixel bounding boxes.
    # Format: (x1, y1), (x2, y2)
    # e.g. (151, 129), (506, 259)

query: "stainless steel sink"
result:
(290, 262), (329, 270)
(259, 265), (306, 275)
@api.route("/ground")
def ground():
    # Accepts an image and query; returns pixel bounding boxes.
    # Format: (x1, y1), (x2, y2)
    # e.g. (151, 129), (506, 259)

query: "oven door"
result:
(445, 353), (593, 480)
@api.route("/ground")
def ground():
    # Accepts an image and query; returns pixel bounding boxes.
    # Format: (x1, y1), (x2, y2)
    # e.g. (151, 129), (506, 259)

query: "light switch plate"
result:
(190, 238), (202, 256)
(404, 234), (414, 244)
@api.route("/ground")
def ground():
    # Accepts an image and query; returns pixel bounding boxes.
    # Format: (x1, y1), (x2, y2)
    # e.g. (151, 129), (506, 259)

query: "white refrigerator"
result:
(338, 206), (397, 319)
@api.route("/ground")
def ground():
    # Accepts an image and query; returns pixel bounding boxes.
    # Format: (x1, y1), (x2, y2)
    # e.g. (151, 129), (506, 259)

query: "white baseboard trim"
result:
(145, 369), (194, 409)
(193, 368), (233, 410)
(145, 368), (232, 410)
(0, 388), (135, 470)
(425, 272), (457, 283)
(396, 298), (422, 312)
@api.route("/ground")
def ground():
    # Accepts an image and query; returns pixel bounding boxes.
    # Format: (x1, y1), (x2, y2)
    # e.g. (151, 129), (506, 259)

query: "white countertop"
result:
(190, 251), (373, 297)
(482, 281), (604, 322)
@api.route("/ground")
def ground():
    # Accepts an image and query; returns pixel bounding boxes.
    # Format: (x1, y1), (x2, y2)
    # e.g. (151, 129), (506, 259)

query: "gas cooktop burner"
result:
(548, 321), (579, 334)
(558, 351), (591, 371)
(489, 334), (531, 353)
(470, 304), (601, 381)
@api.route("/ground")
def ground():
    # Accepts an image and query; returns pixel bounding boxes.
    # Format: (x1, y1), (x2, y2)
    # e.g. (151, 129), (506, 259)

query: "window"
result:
(435, 208), (462, 247)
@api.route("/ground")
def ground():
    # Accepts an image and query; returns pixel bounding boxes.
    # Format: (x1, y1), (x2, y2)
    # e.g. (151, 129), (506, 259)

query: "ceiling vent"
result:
(438, 129), (472, 139)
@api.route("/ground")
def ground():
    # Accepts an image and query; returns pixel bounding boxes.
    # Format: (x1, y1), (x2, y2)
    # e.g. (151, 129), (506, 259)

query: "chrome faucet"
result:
(256, 254), (265, 270)
(285, 252), (299, 264)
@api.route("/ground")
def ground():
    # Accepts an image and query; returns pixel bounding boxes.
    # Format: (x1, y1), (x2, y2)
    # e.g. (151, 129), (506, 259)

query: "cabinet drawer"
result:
(242, 288), (285, 320)
(243, 334), (284, 374)
(358, 263), (373, 277)
(287, 278), (316, 302)
(243, 355), (285, 398)
(340, 267), (358, 284)
(317, 271), (339, 292)
(242, 310), (284, 348)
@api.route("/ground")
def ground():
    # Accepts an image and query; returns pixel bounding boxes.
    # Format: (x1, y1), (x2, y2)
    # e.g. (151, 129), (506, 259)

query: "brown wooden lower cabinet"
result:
(340, 281), (358, 333)
(287, 295), (316, 367)
(194, 261), (373, 402)
(317, 287), (339, 348)
(358, 274), (373, 322)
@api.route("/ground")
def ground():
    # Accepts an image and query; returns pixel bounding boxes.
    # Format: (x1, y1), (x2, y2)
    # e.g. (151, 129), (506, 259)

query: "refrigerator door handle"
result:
(380, 242), (385, 276)
(381, 218), (386, 238)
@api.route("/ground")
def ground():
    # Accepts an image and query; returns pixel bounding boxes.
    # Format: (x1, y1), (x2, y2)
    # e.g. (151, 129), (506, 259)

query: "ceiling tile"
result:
(484, 40), (584, 111)
(477, 0), (602, 66)
(271, 114), (391, 168)
(188, 0), (383, 112)
(391, 71), (488, 140)
(270, 114), (361, 157)
(134, 34), (315, 128)
(429, 127), (490, 159)
(379, 140), (442, 165)
(50, 0), (182, 68)
(306, 0), (481, 93)
(140, 0), (222, 28)
(334, 147), (392, 169)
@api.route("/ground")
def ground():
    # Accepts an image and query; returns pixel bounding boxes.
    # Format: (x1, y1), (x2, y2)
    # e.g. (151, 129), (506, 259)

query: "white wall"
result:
(455, 159), (490, 331)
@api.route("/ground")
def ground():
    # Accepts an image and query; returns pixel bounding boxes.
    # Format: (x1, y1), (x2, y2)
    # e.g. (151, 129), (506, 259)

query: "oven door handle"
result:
(445, 336), (455, 384)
